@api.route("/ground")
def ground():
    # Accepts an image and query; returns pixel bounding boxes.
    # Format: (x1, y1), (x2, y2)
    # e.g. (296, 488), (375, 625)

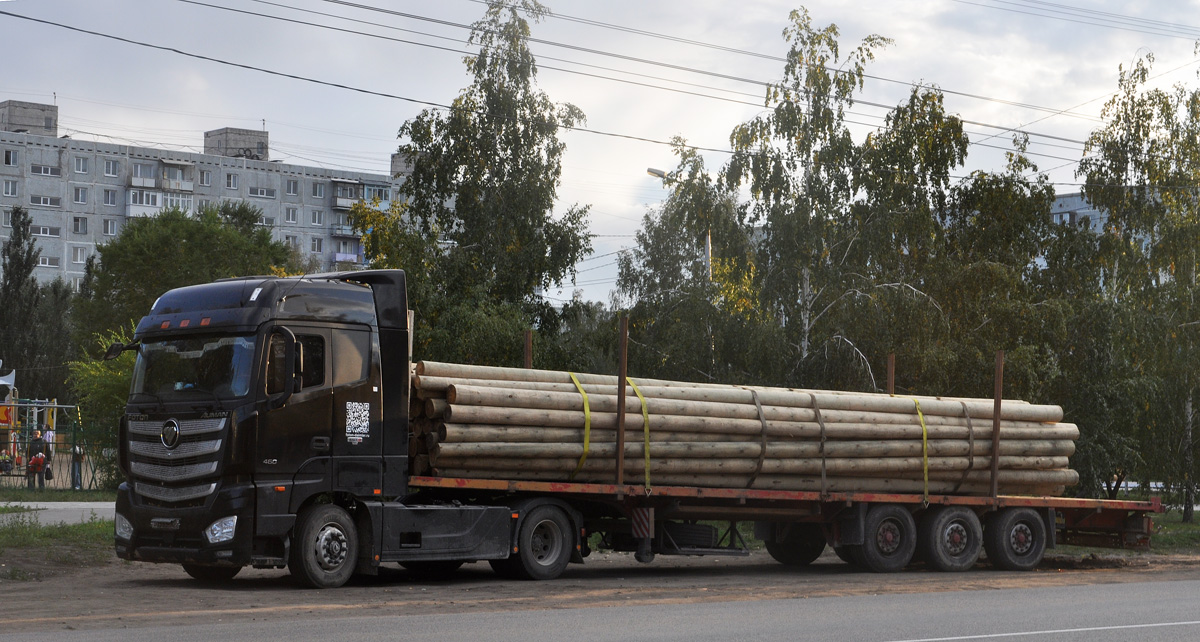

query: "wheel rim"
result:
(314, 521), (349, 571)
(1009, 522), (1034, 556)
(876, 518), (903, 555)
(943, 521), (969, 556)
(529, 518), (564, 567)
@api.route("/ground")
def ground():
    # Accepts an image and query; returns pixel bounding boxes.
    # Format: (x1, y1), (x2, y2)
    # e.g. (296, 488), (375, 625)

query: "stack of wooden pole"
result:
(409, 361), (1078, 496)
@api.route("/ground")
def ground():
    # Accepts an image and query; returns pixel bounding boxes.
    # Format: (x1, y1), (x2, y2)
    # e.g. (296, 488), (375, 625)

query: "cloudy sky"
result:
(3, 0), (1199, 304)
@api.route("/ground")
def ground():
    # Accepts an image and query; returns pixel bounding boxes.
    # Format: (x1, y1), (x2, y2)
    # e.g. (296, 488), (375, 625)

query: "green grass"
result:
(1147, 509), (1200, 553)
(0, 506), (30, 515)
(0, 512), (113, 549)
(0, 488), (116, 503)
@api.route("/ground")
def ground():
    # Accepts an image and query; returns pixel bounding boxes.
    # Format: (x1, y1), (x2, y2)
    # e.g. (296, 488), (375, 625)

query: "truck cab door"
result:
(257, 326), (333, 511)
(329, 327), (383, 495)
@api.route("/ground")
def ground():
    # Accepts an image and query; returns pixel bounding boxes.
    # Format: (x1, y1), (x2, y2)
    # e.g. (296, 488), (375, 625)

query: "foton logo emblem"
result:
(160, 420), (181, 450)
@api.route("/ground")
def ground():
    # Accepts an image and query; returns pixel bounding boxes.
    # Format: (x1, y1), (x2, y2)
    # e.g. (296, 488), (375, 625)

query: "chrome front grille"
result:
(127, 416), (227, 504)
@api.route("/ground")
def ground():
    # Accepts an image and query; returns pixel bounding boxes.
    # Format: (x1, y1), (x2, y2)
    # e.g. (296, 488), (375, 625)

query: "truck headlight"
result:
(115, 513), (134, 541)
(204, 516), (237, 544)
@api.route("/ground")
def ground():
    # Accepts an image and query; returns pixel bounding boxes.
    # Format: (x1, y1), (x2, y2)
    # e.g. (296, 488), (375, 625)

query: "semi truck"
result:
(110, 270), (1160, 588)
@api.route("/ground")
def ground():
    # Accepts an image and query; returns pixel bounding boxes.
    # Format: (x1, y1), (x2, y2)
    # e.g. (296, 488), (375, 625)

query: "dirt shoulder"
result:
(3, 545), (1200, 634)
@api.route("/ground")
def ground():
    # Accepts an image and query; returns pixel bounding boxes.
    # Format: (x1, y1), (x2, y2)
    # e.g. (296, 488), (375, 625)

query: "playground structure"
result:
(0, 391), (102, 490)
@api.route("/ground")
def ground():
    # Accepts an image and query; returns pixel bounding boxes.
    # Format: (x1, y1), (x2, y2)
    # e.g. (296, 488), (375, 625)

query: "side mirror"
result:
(104, 341), (138, 361)
(267, 326), (298, 410)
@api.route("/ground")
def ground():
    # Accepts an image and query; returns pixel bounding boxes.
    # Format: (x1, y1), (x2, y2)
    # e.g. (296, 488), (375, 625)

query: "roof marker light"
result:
(200, 318), (210, 326)
(160, 321), (170, 329)
(179, 319), (190, 328)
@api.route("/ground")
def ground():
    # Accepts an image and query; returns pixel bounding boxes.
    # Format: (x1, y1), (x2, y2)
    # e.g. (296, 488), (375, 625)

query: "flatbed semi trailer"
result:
(109, 269), (1160, 588)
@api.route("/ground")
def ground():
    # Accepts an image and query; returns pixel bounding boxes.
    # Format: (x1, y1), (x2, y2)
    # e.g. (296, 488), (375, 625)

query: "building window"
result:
(133, 163), (154, 179)
(73, 217), (87, 234)
(311, 237), (323, 253)
(31, 164), (61, 177)
(3, 150), (15, 166)
(2, 210), (10, 226)
(199, 170), (212, 186)
(104, 159), (119, 176)
(286, 179), (298, 195)
(311, 210), (323, 225)
(73, 187), (88, 204)
(259, 216), (276, 226)
(128, 190), (159, 207)
(30, 195), (61, 207)
(285, 207), (298, 224)
(2, 180), (16, 198)
(71, 277), (83, 292)
(312, 183), (325, 199)
(32, 226), (61, 237)
(225, 173), (238, 190)
(163, 166), (184, 182)
(163, 192), (193, 212)
(285, 234), (298, 247)
(103, 219), (117, 236)
(198, 198), (210, 210)
(72, 246), (88, 264)
(103, 189), (118, 206)
(365, 186), (390, 201)
(74, 157), (89, 174)
(337, 240), (356, 254)
(37, 256), (60, 268)
(248, 186), (276, 198)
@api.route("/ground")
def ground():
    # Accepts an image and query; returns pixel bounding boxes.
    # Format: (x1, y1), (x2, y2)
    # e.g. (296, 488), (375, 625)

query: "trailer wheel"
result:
(490, 505), (573, 580)
(984, 508), (1046, 571)
(918, 506), (982, 572)
(289, 504), (358, 588)
(182, 563), (241, 583)
(400, 560), (465, 576)
(764, 523), (826, 566)
(854, 505), (916, 573)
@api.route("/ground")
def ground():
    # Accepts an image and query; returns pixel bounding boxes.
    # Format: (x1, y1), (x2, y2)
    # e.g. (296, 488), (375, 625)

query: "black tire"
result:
(855, 504), (917, 573)
(984, 508), (1046, 571)
(289, 504), (358, 588)
(834, 545), (859, 566)
(491, 504), (573, 580)
(182, 563), (241, 583)
(400, 560), (465, 576)
(764, 523), (826, 566)
(918, 506), (983, 572)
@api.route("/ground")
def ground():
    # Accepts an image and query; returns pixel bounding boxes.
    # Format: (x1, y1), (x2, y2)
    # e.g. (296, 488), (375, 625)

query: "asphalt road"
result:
(3, 577), (1196, 642)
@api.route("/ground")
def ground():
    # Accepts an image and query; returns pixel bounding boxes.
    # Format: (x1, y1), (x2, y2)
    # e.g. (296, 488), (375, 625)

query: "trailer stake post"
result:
(523, 329), (533, 369)
(887, 353), (895, 396)
(616, 315), (629, 497)
(991, 350), (1004, 501)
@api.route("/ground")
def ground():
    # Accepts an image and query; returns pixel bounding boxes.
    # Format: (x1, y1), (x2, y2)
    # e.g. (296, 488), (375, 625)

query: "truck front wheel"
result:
(289, 504), (358, 588)
(984, 507), (1046, 571)
(489, 505), (573, 580)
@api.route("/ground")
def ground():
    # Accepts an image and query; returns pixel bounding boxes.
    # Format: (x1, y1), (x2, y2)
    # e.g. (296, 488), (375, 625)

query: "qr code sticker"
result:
(346, 402), (370, 444)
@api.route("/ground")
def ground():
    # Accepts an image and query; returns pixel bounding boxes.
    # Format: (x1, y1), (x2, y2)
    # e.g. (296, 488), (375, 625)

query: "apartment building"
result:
(0, 100), (409, 287)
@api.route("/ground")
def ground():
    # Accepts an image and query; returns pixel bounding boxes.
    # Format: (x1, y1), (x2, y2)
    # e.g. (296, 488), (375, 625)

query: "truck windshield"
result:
(131, 334), (256, 399)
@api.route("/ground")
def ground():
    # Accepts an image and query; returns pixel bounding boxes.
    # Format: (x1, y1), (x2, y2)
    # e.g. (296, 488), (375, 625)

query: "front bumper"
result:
(114, 481), (255, 566)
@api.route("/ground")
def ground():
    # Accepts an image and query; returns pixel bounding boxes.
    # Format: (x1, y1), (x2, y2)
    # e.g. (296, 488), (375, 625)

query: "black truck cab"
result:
(113, 270), (528, 587)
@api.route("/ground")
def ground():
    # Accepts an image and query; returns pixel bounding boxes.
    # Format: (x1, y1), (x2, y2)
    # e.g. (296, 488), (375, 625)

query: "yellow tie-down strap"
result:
(569, 373), (590, 481)
(628, 377), (651, 493)
(913, 398), (929, 505)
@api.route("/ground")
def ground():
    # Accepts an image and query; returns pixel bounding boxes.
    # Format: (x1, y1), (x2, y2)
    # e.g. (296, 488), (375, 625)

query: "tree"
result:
(74, 204), (293, 351)
(0, 206), (41, 382)
(381, 0), (591, 305)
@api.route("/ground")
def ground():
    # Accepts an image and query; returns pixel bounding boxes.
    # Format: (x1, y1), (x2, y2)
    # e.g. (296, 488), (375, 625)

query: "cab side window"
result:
(265, 333), (325, 393)
(332, 329), (369, 386)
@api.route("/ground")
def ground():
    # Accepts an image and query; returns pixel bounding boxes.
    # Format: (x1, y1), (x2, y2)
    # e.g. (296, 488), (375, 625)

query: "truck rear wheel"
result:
(918, 506), (982, 572)
(854, 504), (916, 573)
(764, 523), (826, 566)
(182, 563), (241, 583)
(489, 504), (573, 580)
(984, 507), (1046, 571)
(289, 504), (358, 588)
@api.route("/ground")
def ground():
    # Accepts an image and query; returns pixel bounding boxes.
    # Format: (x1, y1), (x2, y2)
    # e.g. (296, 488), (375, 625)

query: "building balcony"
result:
(330, 224), (361, 238)
(163, 179), (194, 192)
(126, 204), (161, 218)
(131, 176), (156, 188)
(333, 196), (358, 210)
(334, 252), (362, 264)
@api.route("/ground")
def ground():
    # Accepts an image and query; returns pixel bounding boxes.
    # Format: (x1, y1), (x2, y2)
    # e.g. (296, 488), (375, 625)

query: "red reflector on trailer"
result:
(274, 486), (286, 492)
(160, 321), (170, 329)
(511, 512), (519, 519)
(200, 317), (211, 326)
(373, 489), (381, 495)
(179, 319), (190, 328)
